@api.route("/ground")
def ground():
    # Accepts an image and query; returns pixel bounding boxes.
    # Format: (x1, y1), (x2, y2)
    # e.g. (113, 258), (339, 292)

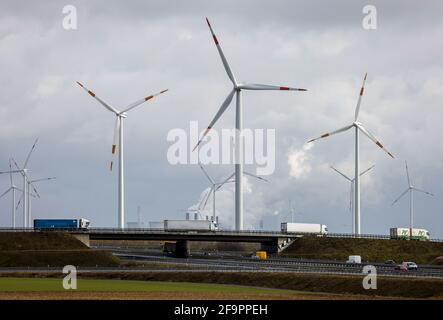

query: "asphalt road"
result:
(110, 249), (443, 279)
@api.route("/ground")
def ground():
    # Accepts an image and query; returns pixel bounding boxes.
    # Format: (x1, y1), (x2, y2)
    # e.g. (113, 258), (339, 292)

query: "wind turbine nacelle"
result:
(119, 112), (128, 118)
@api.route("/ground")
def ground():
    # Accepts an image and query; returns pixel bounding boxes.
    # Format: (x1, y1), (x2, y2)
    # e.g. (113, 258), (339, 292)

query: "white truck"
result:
(346, 255), (362, 264)
(149, 221), (164, 229)
(390, 228), (430, 241)
(164, 220), (218, 231)
(281, 222), (328, 235)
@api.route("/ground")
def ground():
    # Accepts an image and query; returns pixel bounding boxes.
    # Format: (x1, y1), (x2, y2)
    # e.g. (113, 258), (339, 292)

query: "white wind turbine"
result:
(330, 165), (375, 233)
(308, 73), (394, 235)
(77, 82), (168, 228)
(2, 139), (40, 227)
(199, 164), (268, 221)
(11, 157), (55, 227)
(0, 159), (24, 228)
(194, 18), (306, 230)
(392, 161), (433, 232)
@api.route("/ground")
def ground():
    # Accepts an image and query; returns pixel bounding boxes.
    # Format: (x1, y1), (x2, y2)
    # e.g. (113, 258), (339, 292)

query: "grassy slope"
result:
(3, 272), (442, 299)
(0, 232), (119, 267)
(0, 277), (297, 295)
(280, 236), (443, 264)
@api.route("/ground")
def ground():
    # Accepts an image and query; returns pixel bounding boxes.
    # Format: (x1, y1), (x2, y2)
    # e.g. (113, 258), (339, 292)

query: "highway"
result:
(0, 247), (442, 279)
(106, 248), (443, 279)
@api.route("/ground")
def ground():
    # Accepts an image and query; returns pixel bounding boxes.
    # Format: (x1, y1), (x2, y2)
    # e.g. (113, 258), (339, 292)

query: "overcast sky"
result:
(0, 0), (442, 237)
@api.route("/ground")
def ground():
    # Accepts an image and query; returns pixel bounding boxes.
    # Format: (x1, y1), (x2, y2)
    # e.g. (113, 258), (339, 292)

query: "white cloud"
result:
(288, 143), (314, 179)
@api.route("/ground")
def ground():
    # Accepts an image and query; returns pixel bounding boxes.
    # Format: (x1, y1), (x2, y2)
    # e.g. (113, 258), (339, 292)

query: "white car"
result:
(396, 261), (418, 271)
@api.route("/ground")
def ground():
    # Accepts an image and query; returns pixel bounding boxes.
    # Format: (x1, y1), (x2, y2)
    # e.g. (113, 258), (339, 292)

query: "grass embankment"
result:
(0, 277), (318, 300)
(280, 236), (443, 264)
(2, 272), (442, 299)
(0, 232), (119, 267)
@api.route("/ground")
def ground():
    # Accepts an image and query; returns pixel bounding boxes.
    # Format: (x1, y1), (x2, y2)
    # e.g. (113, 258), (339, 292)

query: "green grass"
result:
(0, 277), (299, 295)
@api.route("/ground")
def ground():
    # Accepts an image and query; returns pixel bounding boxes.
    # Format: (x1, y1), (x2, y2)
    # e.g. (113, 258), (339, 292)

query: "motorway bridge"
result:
(2, 228), (441, 257)
(0, 228), (303, 256)
(85, 228), (299, 255)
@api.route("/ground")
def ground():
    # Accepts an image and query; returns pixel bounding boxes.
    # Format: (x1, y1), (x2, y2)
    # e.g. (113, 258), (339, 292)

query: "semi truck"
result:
(281, 222), (328, 235)
(390, 228), (430, 241)
(164, 219), (218, 231)
(33, 219), (90, 230)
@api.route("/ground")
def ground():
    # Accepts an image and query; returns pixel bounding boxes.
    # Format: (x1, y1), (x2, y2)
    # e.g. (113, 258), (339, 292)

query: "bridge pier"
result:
(260, 237), (294, 254)
(175, 240), (190, 258)
(72, 233), (90, 247)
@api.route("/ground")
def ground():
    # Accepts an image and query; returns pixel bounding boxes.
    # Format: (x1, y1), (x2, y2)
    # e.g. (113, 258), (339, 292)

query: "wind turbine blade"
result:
(10, 158), (26, 178)
(76, 81), (120, 114)
(121, 89), (168, 114)
(357, 124), (394, 158)
(239, 83), (307, 91)
(31, 177), (56, 183)
(9, 159), (13, 186)
(330, 166), (352, 181)
(308, 124), (353, 143)
(0, 169), (21, 175)
(215, 172), (236, 191)
(15, 193), (23, 211)
(354, 73), (368, 121)
(405, 161), (411, 186)
(23, 138), (38, 168)
(0, 187), (12, 199)
(29, 183), (40, 199)
(193, 89), (235, 151)
(412, 187), (434, 196)
(206, 18), (237, 86)
(360, 165), (375, 177)
(392, 188), (409, 206)
(201, 187), (213, 210)
(110, 117), (120, 171)
(243, 171), (269, 182)
(199, 164), (215, 184)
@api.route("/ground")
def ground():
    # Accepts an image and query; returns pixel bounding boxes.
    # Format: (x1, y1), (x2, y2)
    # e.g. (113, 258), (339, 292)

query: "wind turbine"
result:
(199, 164), (268, 220)
(193, 18), (306, 230)
(76, 82), (168, 228)
(308, 73), (394, 235)
(2, 139), (40, 227)
(26, 177), (56, 226)
(392, 161), (433, 234)
(330, 164), (375, 233)
(0, 159), (24, 227)
(11, 157), (53, 227)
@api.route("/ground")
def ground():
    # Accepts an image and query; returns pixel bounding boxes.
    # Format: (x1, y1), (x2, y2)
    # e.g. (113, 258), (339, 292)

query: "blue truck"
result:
(33, 219), (90, 230)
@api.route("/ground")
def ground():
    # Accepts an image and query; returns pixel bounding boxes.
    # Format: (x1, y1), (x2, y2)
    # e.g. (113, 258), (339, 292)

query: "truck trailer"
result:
(33, 219), (90, 230)
(164, 219), (218, 231)
(281, 222), (328, 235)
(390, 228), (430, 241)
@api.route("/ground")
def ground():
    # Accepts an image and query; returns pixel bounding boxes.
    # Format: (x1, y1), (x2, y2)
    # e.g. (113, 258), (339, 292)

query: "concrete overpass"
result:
(84, 228), (298, 256)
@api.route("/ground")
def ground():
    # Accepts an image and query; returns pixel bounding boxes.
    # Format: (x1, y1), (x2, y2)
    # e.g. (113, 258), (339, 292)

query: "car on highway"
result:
(346, 255), (361, 264)
(384, 260), (396, 265)
(395, 261), (418, 271)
